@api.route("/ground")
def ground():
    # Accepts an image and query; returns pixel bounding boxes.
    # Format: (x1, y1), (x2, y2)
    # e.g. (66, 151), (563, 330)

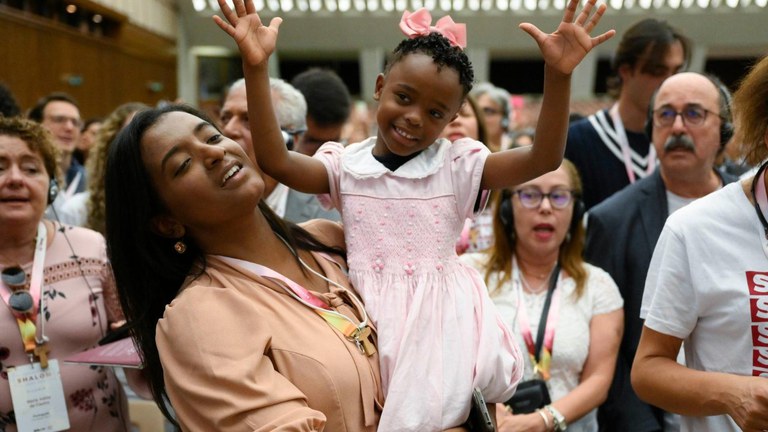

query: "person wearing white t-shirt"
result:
(585, 71), (738, 432)
(632, 55), (768, 432)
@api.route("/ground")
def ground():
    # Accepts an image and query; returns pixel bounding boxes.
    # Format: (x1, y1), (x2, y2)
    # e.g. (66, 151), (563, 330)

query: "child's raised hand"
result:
(519, 0), (614, 75)
(213, 0), (282, 68)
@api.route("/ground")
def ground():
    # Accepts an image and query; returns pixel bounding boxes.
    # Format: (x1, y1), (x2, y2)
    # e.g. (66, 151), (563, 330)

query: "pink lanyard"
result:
(1, 222), (47, 353)
(216, 254), (376, 356)
(609, 104), (656, 184)
(513, 259), (561, 381)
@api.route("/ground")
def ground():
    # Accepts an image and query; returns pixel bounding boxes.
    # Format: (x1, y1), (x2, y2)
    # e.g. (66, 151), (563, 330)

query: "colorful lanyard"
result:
(217, 254), (376, 356)
(513, 259), (561, 381)
(609, 104), (656, 184)
(1, 222), (47, 355)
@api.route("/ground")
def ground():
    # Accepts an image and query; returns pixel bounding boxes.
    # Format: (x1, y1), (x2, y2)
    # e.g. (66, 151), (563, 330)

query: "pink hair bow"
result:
(399, 8), (467, 49)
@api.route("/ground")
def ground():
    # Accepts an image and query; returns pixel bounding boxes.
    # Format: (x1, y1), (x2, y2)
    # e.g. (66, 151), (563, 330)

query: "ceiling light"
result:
(66, 4), (77, 13)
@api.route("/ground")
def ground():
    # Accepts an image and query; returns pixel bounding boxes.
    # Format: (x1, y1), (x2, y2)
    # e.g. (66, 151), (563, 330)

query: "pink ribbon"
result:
(399, 8), (467, 49)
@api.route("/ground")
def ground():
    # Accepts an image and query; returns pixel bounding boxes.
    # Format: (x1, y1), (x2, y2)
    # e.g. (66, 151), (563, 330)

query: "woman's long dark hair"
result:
(105, 104), (344, 426)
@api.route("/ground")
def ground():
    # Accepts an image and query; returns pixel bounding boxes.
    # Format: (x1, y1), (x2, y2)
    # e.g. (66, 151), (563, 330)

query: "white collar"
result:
(341, 137), (450, 180)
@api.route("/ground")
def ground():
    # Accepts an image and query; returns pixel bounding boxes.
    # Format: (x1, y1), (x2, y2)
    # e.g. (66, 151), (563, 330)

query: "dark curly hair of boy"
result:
(386, 32), (474, 96)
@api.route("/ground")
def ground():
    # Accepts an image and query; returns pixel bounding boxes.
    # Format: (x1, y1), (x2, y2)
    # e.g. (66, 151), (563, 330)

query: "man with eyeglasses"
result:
(219, 78), (339, 223)
(27, 92), (87, 198)
(565, 19), (691, 211)
(584, 72), (739, 432)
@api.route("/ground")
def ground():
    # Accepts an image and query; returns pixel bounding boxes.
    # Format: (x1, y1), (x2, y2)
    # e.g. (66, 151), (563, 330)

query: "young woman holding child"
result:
(218, 0), (615, 429)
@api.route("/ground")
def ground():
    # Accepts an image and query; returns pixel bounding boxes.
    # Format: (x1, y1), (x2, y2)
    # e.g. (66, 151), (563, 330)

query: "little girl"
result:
(215, 1), (614, 429)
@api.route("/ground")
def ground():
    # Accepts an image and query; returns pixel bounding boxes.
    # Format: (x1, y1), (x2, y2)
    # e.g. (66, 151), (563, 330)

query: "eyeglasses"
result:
(652, 105), (720, 128)
(482, 107), (502, 117)
(512, 188), (575, 209)
(45, 115), (83, 129)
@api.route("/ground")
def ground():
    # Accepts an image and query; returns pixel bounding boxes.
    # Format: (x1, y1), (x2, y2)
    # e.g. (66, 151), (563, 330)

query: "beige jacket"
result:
(157, 231), (383, 431)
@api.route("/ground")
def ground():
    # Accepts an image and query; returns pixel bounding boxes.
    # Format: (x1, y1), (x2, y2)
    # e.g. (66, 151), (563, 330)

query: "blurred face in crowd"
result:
(620, 40), (686, 118)
(295, 118), (344, 156)
(219, 85), (252, 155)
(77, 121), (101, 153)
(440, 100), (480, 142)
(41, 101), (81, 154)
(0, 136), (50, 225)
(476, 93), (505, 150)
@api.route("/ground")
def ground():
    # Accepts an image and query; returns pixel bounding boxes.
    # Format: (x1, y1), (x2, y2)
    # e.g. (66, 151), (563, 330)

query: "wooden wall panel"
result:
(0, 9), (176, 119)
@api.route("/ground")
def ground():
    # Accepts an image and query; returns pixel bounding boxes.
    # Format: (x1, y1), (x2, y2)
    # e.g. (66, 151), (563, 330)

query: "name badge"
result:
(8, 360), (70, 432)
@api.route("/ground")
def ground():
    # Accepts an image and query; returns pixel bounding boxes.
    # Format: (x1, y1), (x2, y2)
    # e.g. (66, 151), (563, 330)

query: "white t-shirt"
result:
(462, 254), (623, 432)
(642, 181), (768, 432)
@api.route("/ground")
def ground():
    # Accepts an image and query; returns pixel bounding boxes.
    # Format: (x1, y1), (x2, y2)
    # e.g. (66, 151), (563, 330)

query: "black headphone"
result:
(48, 178), (59, 205)
(644, 75), (735, 148)
(499, 190), (585, 242)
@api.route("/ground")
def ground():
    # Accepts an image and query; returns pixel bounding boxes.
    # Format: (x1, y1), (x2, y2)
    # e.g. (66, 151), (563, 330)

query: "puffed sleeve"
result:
(449, 138), (491, 219)
(312, 141), (345, 212)
(157, 283), (326, 432)
(92, 232), (124, 323)
(585, 264), (624, 315)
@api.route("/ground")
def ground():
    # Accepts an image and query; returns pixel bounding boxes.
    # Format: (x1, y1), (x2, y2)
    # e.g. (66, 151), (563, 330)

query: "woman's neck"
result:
(515, 247), (558, 279)
(0, 220), (41, 266)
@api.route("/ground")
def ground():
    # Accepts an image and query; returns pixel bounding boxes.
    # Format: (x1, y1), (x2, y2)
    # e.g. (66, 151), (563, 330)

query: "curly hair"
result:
(386, 32), (474, 96)
(86, 102), (149, 235)
(732, 55), (768, 165)
(0, 116), (62, 184)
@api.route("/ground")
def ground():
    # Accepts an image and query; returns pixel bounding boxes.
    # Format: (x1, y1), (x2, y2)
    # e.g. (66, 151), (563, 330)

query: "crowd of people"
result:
(1, 0), (767, 430)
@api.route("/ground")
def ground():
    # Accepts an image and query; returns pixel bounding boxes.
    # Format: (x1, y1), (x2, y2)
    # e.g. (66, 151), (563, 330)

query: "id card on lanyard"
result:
(8, 360), (70, 432)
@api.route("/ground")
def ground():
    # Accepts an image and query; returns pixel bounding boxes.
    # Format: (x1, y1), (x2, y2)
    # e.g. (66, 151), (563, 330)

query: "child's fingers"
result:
(245, 0), (257, 14)
(591, 29), (616, 47)
(518, 22), (545, 44)
(561, 0), (579, 23)
(233, 0), (248, 16)
(575, 0), (596, 26)
(268, 16), (283, 32)
(212, 15), (236, 37)
(584, 3), (608, 32)
(217, 0), (237, 23)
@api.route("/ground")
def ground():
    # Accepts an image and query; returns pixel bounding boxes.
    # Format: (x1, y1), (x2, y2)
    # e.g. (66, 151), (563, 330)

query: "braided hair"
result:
(386, 32), (474, 96)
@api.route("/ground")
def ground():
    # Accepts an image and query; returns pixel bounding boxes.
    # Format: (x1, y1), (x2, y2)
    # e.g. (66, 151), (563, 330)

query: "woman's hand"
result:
(496, 404), (549, 432)
(213, 0), (282, 68)
(519, 0), (615, 76)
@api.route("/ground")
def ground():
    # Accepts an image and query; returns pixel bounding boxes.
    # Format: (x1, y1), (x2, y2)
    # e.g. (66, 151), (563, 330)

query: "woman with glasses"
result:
(462, 160), (624, 432)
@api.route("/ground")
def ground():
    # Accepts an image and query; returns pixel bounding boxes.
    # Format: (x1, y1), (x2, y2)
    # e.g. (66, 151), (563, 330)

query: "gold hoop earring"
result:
(174, 241), (187, 254)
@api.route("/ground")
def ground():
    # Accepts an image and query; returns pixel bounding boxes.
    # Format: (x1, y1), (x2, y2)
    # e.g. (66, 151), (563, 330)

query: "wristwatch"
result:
(545, 405), (568, 431)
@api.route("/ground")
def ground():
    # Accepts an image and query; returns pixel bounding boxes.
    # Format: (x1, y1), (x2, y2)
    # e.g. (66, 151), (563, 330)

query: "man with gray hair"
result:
(220, 78), (340, 223)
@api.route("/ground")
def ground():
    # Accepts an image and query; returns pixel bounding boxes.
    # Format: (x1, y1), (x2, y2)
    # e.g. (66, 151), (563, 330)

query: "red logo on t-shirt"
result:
(749, 271), (768, 376)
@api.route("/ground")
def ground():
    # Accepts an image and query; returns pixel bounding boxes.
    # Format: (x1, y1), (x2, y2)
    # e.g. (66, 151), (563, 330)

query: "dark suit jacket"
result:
(283, 189), (341, 224)
(585, 169), (737, 432)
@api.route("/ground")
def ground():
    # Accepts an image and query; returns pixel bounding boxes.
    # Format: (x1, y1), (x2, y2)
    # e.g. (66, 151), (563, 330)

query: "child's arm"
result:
(481, 0), (615, 190)
(213, 0), (331, 195)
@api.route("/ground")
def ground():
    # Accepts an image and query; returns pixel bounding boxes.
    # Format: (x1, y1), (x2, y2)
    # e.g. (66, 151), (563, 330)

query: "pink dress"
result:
(0, 222), (128, 432)
(316, 137), (522, 431)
